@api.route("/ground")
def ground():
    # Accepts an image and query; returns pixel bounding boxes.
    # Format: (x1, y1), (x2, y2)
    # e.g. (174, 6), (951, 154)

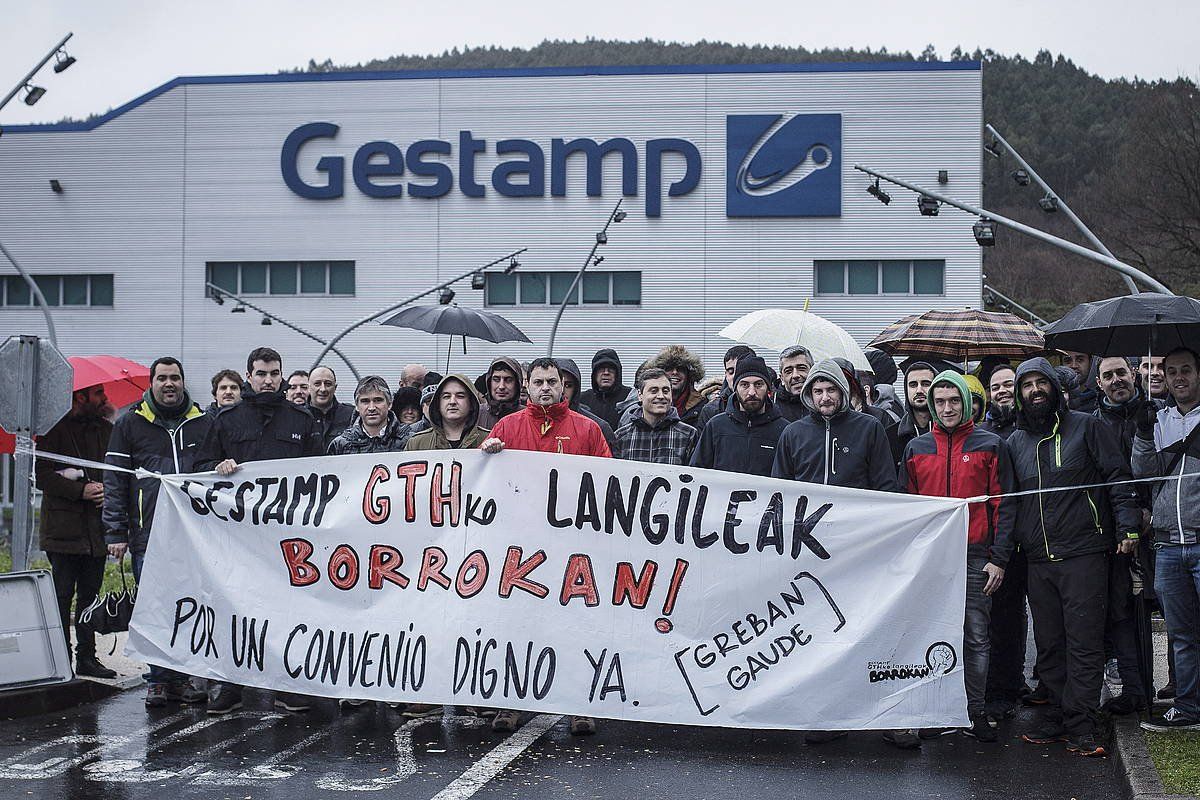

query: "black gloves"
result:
(1135, 400), (1158, 440)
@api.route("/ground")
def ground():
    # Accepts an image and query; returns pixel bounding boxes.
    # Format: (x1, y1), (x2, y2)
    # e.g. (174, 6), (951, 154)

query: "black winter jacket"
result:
(327, 413), (413, 455)
(35, 413), (112, 557)
(771, 362), (898, 492)
(577, 348), (631, 430)
(560, 358), (618, 450)
(195, 387), (324, 469)
(103, 397), (212, 555)
(308, 399), (355, 450)
(689, 397), (789, 477)
(1006, 357), (1141, 562)
(774, 385), (807, 422)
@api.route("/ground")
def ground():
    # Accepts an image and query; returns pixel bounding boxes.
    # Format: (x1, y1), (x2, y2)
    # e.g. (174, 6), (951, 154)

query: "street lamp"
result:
(546, 200), (625, 356)
(0, 33), (76, 118)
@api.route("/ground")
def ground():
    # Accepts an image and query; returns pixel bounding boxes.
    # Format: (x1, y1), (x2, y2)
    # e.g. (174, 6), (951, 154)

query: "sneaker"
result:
(75, 656), (117, 679)
(803, 730), (848, 744)
(1157, 683), (1177, 700)
(962, 714), (997, 743)
(1021, 722), (1067, 744)
(1102, 692), (1146, 716)
(491, 709), (522, 733)
(1021, 683), (1052, 706)
(273, 693), (312, 713)
(569, 716), (597, 736)
(339, 699), (371, 709)
(882, 729), (921, 750)
(1141, 708), (1200, 733)
(1066, 733), (1107, 757)
(403, 704), (443, 719)
(179, 682), (208, 704)
(984, 699), (1017, 720)
(207, 686), (243, 715)
(918, 727), (957, 740)
(145, 683), (169, 708)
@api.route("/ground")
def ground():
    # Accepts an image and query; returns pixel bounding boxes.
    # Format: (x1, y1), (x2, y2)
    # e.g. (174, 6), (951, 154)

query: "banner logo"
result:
(726, 113), (841, 217)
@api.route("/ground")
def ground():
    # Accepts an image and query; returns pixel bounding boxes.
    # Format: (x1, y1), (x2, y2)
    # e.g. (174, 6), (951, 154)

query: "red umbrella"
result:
(0, 425), (13, 455)
(69, 355), (151, 408)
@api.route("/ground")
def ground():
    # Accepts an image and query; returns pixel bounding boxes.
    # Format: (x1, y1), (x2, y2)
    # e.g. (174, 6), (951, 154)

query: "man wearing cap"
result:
(899, 370), (1015, 742)
(1006, 357), (1141, 756)
(697, 345), (757, 428)
(689, 356), (789, 477)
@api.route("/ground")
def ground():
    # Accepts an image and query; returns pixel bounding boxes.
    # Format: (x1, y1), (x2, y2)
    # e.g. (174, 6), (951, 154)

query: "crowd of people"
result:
(33, 336), (1200, 756)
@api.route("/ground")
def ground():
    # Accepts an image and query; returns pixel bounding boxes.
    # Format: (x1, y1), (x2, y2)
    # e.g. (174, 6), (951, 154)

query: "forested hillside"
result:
(301, 40), (1198, 318)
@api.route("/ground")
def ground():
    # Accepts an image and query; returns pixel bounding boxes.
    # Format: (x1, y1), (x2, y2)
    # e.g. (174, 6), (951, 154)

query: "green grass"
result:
(1145, 731), (1200, 796)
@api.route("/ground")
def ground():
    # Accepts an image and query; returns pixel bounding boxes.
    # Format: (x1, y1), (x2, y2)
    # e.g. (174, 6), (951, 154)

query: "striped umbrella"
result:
(868, 309), (1045, 361)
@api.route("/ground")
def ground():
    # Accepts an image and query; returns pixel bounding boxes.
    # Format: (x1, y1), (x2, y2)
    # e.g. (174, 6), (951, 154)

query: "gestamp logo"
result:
(726, 113), (841, 218)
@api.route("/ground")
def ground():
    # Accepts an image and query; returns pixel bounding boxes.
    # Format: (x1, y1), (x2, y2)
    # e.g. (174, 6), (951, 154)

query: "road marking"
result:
(0, 711), (192, 779)
(191, 725), (337, 786)
(429, 714), (561, 800)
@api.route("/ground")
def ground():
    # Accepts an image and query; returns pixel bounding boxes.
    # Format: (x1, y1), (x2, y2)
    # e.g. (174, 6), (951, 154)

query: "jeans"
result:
(965, 558), (994, 716)
(131, 552), (184, 687)
(1155, 544), (1200, 718)
(47, 552), (106, 659)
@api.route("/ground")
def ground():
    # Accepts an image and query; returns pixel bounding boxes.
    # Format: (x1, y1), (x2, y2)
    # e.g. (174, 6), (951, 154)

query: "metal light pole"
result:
(853, 165), (1173, 295)
(0, 32), (74, 117)
(0, 241), (58, 346)
(206, 284), (361, 381)
(546, 201), (624, 356)
(309, 248), (527, 373)
(985, 124), (1139, 295)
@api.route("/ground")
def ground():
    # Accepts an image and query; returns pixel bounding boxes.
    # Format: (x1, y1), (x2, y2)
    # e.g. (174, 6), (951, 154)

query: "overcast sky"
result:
(2, 0), (1197, 126)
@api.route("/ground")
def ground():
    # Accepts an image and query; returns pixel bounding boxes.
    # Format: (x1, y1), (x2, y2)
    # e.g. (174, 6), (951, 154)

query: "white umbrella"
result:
(718, 308), (871, 371)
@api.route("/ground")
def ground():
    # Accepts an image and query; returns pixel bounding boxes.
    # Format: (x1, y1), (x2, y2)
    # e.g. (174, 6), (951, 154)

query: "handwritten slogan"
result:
(128, 450), (970, 730)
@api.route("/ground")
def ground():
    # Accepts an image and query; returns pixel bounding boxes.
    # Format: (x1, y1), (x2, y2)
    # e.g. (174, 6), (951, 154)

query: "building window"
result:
(206, 261), (355, 297)
(814, 260), (945, 296)
(2, 274), (114, 307)
(485, 271), (641, 307)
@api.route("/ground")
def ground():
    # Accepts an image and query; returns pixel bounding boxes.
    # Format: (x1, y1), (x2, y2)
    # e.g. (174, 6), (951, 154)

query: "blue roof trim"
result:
(2, 60), (981, 134)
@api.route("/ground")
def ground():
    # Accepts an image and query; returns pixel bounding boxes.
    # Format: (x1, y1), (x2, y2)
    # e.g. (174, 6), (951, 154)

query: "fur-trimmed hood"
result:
(649, 344), (705, 382)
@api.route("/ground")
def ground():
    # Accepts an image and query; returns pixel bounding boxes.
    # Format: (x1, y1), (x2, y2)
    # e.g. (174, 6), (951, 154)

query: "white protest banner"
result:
(127, 449), (970, 730)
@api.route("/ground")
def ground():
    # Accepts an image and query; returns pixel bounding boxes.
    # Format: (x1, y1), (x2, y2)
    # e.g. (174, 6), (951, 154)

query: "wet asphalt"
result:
(0, 688), (1122, 800)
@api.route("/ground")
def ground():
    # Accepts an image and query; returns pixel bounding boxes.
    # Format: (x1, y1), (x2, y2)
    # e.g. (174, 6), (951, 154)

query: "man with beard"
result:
(983, 366), (1018, 440)
(614, 368), (698, 465)
(775, 345), (813, 422)
(207, 369), (242, 417)
(196, 347), (324, 715)
(649, 345), (707, 427)
(104, 357), (213, 707)
(559, 358), (617, 450)
(476, 357), (523, 429)
(481, 357), (609, 736)
(1061, 350), (1099, 413)
(307, 366), (355, 450)
(36, 383), (117, 679)
(690, 356), (789, 476)
(1007, 357), (1140, 757)
(1134, 347), (1200, 732)
(697, 345), (756, 428)
(577, 349), (631, 430)
(887, 361), (938, 466)
(1140, 356), (1168, 401)
(285, 370), (309, 406)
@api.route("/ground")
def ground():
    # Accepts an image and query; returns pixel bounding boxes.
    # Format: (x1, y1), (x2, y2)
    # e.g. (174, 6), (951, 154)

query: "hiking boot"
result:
(491, 709), (522, 733)
(1141, 708), (1200, 733)
(918, 727), (957, 740)
(1021, 722), (1067, 744)
(1066, 733), (1107, 757)
(75, 655), (117, 679)
(178, 681), (208, 704)
(1157, 683), (1177, 700)
(962, 714), (997, 743)
(403, 704), (443, 719)
(1021, 683), (1052, 706)
(207, 685), (243, 715)
(273, 693), (312, 712)
(569, 716), (597, 736)
(804, 730), (848, 744)
(145, 683), (170, 708)
(882, 729), (921, 750)
(339, 699), (371, 709)
(1102, 692), (1146, 716)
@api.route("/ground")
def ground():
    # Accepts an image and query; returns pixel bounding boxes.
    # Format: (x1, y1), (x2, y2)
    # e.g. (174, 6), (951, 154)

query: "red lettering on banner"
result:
(499, 546), (549, 598)
(396, 461), (428, 522)
(280, 538), (320, 587)
(560, 553), (600, 606)
(612, 560), (659, 608)
(362, 465), (391, 524)
(367, 544), (409, 589)
(429, 462), (462, 527)
(456, 550), (489, 598)
(417, 546), (452, 591)
(328, 544), (360, 590)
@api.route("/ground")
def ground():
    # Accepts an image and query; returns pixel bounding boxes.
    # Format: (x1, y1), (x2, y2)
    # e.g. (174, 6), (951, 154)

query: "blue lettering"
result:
(352, 141), (405, 198)
(406, 140), (453, 198)
(646, 138), (701, 217)
(459, 130), (487, 198)
(550, 138), (638, 197)
(492, 139), (545, 197)
(281, 122), (344, 200)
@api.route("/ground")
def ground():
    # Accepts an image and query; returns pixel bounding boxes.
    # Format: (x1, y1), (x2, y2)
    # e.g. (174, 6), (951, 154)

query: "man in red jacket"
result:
(899, 370), (1016, 742)
(481, 357), (609, 736)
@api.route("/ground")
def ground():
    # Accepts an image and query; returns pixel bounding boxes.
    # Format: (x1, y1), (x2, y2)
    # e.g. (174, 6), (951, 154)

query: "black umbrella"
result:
(1043, 293), (1200, 356)
(381, 304), (531, 370)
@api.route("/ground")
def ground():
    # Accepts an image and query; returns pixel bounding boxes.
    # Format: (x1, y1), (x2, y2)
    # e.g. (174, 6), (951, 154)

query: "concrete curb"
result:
(0, 678), (121, 720)
(1112, 715), (1198, 800)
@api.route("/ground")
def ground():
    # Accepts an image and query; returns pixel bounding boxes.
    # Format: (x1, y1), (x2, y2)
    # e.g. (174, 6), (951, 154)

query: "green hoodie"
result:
(928, 370), (972, 431)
